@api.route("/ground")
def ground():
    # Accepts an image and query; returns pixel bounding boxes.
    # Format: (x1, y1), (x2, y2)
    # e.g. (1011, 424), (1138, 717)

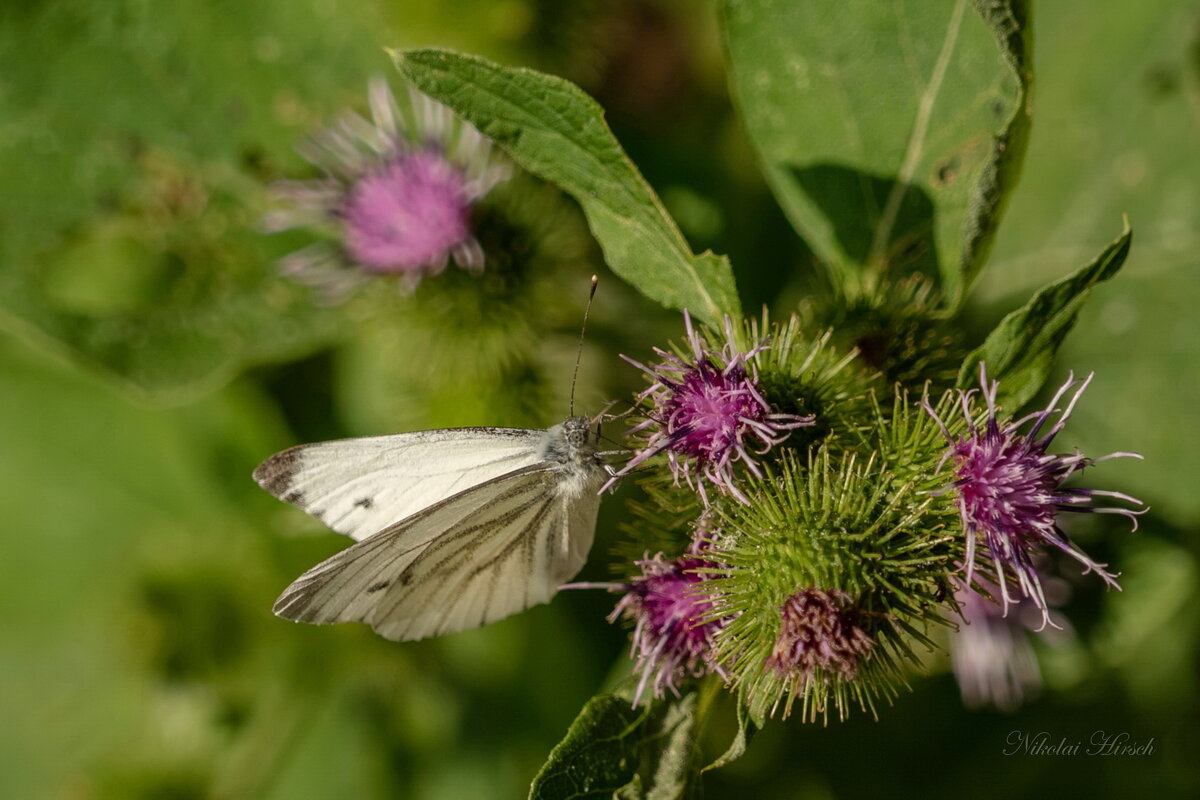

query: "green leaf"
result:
(392, 48), (742, 327)
(958, 222), (1132, 409)
(616, 692), (701, 800)
(964, 0), (1033, 288)
(702, 698), (756, 773)
(722, 0), (1031, 301)
(529, 695), (648, 800)
(529, 691), (700, 800)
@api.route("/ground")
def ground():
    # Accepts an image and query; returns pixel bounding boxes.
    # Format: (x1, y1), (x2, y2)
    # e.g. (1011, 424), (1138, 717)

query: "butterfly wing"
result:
(254, 427), (544, 541)
(371, 468), (604, 641)
(272, 463), (604, 641)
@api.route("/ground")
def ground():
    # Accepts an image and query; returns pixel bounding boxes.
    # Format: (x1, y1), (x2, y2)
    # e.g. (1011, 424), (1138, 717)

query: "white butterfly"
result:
(254, 415), (610, 642)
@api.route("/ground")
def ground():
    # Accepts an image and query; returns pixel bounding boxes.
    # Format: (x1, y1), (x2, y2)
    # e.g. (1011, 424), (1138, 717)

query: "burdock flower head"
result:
(613, 312), (814, 504)
(766, 588), (874, 684)
(924, 365), (1147, 628)
(608, 552), (730, 704)
(266, 78), (509, 297)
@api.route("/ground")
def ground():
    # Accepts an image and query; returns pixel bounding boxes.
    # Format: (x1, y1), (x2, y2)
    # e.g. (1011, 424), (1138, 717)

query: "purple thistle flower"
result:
(266, 79), (509, 298)
(608, 553), (730, 705)
(610, 312), (814, 505)
(924, 365), (1148, 629)
(766, 588), (874, 683)
(340, 149), (473, 272)
(949, 578), (1054, 711)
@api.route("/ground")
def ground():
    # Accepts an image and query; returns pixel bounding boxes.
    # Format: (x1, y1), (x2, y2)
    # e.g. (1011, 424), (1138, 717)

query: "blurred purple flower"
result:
(610, 312), (814, 505)
(341, 149), (472, 272)
(608, 552), (730, 705)
(766, 588), (873, 683)
(924, 365), (1147, 629)
(266, 79), (509, 298)
(949, 578), (1049, 711)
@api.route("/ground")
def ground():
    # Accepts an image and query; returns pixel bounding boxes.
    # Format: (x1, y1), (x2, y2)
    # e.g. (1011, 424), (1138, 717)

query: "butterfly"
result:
(254, 415), (610, 642)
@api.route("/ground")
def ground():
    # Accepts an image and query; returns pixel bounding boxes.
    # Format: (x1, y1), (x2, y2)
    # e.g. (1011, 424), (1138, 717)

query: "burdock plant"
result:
(365, 2), (1149, 794)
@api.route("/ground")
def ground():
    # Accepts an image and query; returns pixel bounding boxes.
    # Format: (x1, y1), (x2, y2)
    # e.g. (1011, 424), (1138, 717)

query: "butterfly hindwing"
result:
(272, 519), (430, 626)
(369, 469), (596, 641)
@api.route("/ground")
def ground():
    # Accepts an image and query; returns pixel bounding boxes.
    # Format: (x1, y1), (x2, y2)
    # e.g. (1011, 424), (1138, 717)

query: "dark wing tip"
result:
(253, 445), (305, 497)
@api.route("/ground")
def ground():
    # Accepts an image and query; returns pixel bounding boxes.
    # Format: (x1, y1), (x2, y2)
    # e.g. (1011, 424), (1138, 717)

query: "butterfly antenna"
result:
(570, 275), (599, 417)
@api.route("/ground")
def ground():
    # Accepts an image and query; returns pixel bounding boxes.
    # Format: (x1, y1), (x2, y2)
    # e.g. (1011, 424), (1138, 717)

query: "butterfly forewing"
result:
(254, 427), (543, 541)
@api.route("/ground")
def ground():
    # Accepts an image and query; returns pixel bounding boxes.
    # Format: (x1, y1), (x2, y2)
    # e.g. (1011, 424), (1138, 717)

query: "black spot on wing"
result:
(283, 490), (305, 505)
(367, 580), (390, 594)
(354, 497), (374, 509)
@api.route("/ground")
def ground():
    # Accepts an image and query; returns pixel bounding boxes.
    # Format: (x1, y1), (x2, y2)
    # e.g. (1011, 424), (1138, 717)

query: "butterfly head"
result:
(562, 415), (594, 448)
(541, 415), (605, 474)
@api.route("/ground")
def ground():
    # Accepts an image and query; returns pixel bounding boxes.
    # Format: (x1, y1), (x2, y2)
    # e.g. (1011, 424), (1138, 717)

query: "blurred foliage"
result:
(723, 0), (1030, 301)
(0, 1), (1197, 799)
(975, 0), (1200, 524)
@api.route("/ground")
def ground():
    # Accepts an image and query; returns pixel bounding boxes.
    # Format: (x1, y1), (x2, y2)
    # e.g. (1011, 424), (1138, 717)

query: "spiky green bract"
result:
(612, 466), (707, 575)
(745, 313), (876, 455)
(867, 385), (973, 496)
(709, 447), (961, 722)
(800, 276), (967, 392)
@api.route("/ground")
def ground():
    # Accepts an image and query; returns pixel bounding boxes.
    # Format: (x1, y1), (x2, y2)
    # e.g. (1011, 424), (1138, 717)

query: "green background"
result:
(1, 0), (1196, 797)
